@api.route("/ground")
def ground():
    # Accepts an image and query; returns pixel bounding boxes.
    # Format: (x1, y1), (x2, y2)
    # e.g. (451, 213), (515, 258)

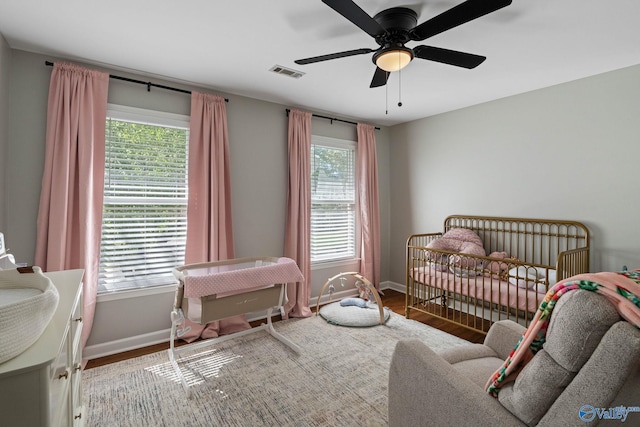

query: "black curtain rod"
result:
(45, 61), (228, 102)
(285, 108), (380, 130)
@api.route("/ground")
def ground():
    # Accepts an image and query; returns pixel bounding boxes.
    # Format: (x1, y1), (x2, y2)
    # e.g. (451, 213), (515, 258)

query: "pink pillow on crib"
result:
(486, 251), (510, 273)
(426, 228), (486, 266)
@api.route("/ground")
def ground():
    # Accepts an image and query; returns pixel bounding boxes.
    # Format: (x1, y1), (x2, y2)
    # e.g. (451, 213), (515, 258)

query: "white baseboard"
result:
(380, 280), (405, 293)
(84, 329), (172, 360)
(84, 280), (407, 360)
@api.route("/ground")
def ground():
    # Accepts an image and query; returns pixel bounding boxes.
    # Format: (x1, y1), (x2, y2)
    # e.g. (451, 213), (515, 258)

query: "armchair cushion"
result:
(439, 344), (505, 388)
(539, 320), (640, 426)
(544, 289), (620, 371)
(484, 319), (527, 360)
(498, 349), (574, 426)
(438, 320), (525, 365)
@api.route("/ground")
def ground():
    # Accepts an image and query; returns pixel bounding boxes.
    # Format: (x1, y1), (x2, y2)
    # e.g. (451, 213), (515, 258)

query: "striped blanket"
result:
(486, 269), (640, 397)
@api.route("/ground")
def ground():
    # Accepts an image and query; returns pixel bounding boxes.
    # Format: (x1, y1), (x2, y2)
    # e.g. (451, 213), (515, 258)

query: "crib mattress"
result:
(410, 268), (546, 313)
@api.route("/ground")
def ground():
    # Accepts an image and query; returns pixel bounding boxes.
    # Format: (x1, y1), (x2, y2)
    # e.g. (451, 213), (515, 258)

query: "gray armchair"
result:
(388, 290), (640, 426)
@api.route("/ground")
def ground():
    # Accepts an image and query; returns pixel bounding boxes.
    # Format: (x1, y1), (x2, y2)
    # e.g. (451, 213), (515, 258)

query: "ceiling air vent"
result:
(269, 65), (305, 79)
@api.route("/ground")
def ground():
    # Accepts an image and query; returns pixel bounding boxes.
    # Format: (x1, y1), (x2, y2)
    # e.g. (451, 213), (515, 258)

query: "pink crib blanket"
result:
(486, 269), (640, 397)
(182, 257), (304, 298)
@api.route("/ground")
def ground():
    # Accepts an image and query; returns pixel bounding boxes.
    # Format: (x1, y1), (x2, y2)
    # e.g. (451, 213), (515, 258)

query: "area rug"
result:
(83, 312), (469, 426)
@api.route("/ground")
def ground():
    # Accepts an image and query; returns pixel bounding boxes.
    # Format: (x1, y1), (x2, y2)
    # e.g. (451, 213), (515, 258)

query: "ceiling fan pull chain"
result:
(385, 78), (389, 115)
(398, 68), (403, 107)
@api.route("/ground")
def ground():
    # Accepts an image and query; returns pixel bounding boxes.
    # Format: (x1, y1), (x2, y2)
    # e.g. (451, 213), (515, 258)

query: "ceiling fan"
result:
(294, 0), (512, 88)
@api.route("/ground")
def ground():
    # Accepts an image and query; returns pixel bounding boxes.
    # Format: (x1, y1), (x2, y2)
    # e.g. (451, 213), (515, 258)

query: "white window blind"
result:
(311, 137), (356, 263)
(99, 105), (189, 293)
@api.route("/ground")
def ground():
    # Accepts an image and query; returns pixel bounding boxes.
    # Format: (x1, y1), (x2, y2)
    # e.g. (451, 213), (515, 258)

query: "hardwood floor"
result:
(382, 289), (486, 343)
(85, 289), (485, 370)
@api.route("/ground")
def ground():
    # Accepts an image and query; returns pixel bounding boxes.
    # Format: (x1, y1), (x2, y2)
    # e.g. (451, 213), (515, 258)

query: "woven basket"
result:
(0, 267), (59, 364)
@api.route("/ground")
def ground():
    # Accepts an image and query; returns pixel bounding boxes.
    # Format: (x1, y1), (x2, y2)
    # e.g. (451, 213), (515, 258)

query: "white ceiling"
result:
(1, 0), (639, 126)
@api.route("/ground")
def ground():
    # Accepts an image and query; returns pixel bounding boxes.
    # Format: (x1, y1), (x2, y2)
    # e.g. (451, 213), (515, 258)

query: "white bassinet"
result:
(168, 256), (304, 396)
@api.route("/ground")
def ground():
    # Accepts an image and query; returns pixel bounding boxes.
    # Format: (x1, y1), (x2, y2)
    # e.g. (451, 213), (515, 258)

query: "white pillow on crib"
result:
(538, 268), (556, 286)
(449, 266), (481, 278)
(546, 268), (557, 286)
(531, 283), (547, 294)
(508, 266), (557, 293)
(508, 267), (539, 289)
(429, 261), (449, 272)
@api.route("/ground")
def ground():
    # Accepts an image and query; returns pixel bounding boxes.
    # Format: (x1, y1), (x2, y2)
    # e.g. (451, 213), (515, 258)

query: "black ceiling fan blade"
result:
(295, 48), (375, 65)
(322, 0), (387, 38)
(413, 45), (486, 69)
(370, 67), (390, 88)
(409, 0), (512, 41)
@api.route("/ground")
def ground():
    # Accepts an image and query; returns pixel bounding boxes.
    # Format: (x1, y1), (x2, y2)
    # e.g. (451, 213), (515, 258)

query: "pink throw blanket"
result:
(486, 269), (640, 397)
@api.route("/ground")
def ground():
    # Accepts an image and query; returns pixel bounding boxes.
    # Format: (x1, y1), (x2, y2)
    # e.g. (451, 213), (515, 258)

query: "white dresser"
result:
(0, 269), (84, 426)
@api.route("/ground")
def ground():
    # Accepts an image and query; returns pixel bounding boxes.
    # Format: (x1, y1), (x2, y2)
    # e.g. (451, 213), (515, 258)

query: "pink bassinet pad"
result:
(182, 257), (304, 298)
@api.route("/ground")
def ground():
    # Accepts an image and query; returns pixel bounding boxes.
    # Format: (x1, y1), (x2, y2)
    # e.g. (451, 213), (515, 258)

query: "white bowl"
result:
(0, 267), (59, 364)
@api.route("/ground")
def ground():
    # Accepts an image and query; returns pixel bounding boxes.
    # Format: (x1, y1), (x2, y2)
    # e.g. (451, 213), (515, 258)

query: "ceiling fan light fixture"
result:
(374, 47), (413, 72)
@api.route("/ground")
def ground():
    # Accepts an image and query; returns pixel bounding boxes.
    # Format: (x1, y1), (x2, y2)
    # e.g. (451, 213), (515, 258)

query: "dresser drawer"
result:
(49, 330), (71, 427)
(71, 290), (83, 363)
(71, 362), (83, 425)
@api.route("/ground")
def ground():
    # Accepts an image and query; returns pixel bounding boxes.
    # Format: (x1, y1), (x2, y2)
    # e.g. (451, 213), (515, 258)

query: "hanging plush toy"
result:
(356, 280), (372, 300)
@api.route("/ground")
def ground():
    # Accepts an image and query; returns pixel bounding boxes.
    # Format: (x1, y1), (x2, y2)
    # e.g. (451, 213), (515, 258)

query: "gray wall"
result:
(5, 46), (639, 355)
(389, 63), (640, 284)
(3, 49), (391, 352)
(0, 34), (10, 231)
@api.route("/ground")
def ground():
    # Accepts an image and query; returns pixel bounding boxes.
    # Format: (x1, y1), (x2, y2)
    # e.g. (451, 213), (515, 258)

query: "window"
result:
(311, 136), (357, 263)
(98, 105), (189, 293)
